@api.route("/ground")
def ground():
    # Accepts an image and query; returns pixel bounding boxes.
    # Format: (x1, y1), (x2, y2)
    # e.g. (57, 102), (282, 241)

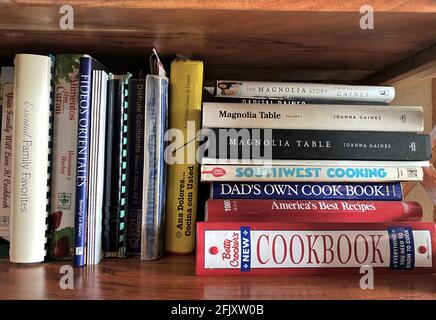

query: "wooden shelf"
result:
(7, 0), (436, 13)
(1, 1), (435, 82)
(1, 257), (436, 300)
(1, 0), (436, 301)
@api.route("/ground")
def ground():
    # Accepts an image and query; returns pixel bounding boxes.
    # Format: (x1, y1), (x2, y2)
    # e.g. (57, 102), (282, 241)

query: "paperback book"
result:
(0, 67), (14, 244)
(103, 74), (130, 258)
(74, 56), (108, 267)
(49, 54), (84, 260)
(141, 74), (169, 260)
(10, 54), (54, 263)
(165, 60), (203, 254)
(126, 78), (146, 255)
(201, 165), (423, 182)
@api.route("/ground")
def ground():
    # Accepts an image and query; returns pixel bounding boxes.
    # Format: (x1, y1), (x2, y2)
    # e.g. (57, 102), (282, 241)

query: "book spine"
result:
(87, 70), (109, 265)
(141, 75), (168, 260)
(103, 75), (129, 258)
(49, 54), (82, 260)
(215, 80), (395, 102)
(10, 54), (53, 263)
(165, 60), (203, 254)
(207, 129), (431, 161)
(207, 96), (389, 106)
(74, 56), (92, 267)
(126, 79), (146, 255)
(0, 77), (14, 242)
(196, 222), (436, 275)
(210, 182), (403, 200)
(201, 157), (430, 168)
(202, 103), (423, 132)
(205, 200), (422, 222)
(201, 165), (423, 182)
(102, 78), (116, 252)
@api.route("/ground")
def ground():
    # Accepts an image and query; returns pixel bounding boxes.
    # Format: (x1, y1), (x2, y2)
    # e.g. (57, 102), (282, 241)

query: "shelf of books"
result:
(0, 1), (436, 300)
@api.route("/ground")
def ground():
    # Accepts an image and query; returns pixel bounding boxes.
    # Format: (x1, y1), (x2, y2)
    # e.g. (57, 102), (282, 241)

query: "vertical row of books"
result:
(1, 53), (435, 276)
(0, 52), (170, 265)
(196, 80), (435, 275)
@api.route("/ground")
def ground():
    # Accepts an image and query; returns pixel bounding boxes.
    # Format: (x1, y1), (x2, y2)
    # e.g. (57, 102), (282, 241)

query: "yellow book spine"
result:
(165, 60), (203, 253)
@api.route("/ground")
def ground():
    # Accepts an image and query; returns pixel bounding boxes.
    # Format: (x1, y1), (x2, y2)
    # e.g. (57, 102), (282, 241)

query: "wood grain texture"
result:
(0, 256), (436, 300)
(6, 0), (436, 12)
(366, 45), (436, 85)
(0, 3), (435, 81)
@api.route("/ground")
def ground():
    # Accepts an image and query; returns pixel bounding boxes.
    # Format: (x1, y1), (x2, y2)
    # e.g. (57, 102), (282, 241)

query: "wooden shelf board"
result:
(1, 256), (436, 300)
(0, 3), (435, 81)
(7, 0), (436, 13)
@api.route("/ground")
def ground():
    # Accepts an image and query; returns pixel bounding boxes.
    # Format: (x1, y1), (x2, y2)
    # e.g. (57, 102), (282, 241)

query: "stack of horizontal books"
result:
(196, 80), (434, 276)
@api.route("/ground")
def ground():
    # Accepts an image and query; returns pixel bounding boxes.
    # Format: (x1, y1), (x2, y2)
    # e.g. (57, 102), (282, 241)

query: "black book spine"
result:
(209, 128), (431, 161)
(126, 79), (146, 255)
(103, 79), (123, 252)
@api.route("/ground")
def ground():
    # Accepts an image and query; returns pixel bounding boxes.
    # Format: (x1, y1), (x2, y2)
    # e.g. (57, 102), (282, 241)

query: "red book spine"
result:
(196, 222), (436, 276)
(205, 200), (423, 223)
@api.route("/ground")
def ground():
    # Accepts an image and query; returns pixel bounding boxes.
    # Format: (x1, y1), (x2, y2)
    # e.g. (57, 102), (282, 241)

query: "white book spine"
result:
(200, 157), (430, 168)
(11, 54), (52, 263)
(215, 80), (395, 102)
(0, 79), (14, 241)
(200, 165), (423, 182)
(93, 70), (108, 265)
(202, 103), (423, 132)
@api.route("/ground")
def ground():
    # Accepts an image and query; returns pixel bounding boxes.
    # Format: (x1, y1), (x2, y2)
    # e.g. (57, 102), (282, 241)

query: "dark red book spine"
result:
(205, 199), (423, 223)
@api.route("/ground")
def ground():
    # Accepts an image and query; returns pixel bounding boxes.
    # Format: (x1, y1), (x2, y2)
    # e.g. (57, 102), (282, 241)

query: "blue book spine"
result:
(210, 182), (403, 201)
(73, 57), (92, 267)
(141, 75), (168, 260)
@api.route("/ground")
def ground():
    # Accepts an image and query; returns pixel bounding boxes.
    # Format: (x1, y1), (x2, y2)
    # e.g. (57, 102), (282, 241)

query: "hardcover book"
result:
(201, 165), (423, 182)
(205, 199), (422, 222)
(103, 74), (130, 258)
(49, 54), (84, 260)
(10, 54), (54, 263)
(204, 128), (431, 161)
(196, 222), (435, 275)
(210, 182), (403, 201)
(126, 79), (146, 255)
(141, 74), (169, 260)
(165, 60), (203, 254)
(214, 80), (395, 102)
(202, 103), (423, 132)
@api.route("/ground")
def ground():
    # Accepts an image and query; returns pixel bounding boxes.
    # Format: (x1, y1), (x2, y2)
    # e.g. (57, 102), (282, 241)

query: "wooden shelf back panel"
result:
(0, 3), (435, 81)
